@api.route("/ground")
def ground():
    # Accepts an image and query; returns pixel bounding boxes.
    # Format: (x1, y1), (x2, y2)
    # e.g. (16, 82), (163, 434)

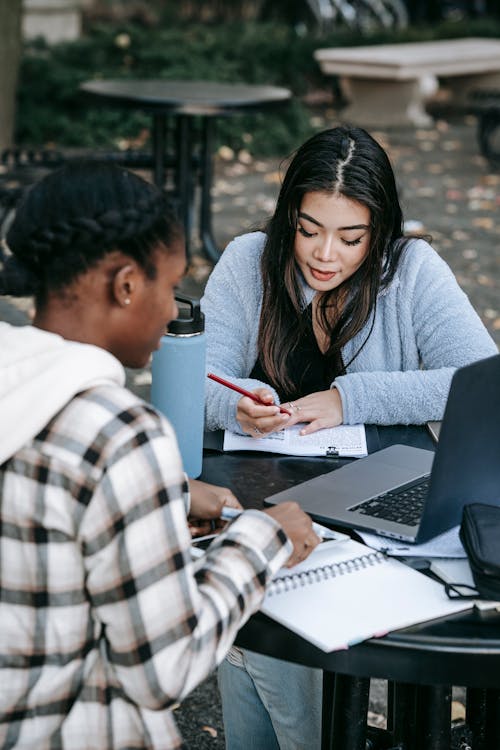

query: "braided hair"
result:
(1, 161), (182, 307)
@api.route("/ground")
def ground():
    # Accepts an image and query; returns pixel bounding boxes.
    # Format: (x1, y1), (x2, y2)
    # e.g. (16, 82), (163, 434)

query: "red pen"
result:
(207, 372), (291, 416)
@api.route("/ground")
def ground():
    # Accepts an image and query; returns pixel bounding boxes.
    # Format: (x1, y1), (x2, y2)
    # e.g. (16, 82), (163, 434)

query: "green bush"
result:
(14, 17), (500, 157)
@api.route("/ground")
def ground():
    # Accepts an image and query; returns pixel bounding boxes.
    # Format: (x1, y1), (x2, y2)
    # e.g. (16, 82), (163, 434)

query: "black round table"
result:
(200, 426), (500, 750)
(79, 79), (292, 262)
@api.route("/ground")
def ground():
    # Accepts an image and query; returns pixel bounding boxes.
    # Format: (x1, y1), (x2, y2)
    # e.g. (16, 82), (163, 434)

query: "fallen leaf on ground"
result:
(238, 149), (253, 165)
(451, 700), (466, 722)
(367, 711), (386, 728)
(201, 725), (218, 738)
(462, 248), (477, 258)
(218, 145), (235, 161)
(477, 274), (495, 286)
(264, 171), (282, 185)
(472, 217), (494, 229)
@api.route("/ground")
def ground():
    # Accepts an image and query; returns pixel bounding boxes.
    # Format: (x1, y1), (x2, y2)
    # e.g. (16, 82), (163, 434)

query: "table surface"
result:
(200, 425), (500, 688)
(80, 79), (292, 116)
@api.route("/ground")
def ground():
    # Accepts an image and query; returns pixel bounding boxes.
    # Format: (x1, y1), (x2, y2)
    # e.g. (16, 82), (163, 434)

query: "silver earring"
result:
(124, 298), (131, 306)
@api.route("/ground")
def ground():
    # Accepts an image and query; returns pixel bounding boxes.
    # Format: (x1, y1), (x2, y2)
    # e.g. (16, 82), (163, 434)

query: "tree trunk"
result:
(0, 0), (23, 152)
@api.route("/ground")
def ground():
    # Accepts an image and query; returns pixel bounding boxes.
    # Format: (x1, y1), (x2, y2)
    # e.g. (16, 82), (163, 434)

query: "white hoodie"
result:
(0, 322), (125, 465)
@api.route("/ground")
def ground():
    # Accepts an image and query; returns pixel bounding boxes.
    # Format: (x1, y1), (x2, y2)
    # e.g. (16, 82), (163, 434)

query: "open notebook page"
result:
(223, 423), (367, 457)
(260, 538), (472, 652)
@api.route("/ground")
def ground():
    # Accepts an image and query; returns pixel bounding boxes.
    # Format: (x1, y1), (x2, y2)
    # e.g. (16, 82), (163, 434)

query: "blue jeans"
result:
(217, 647), (322, 750)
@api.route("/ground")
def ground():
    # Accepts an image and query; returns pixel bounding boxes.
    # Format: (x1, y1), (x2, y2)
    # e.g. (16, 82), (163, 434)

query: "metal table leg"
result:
(327, 673), (370, 750)
(174, 115), (195, 259)
(485, 689), (500, 748)
(321, 671), (335, 749)
(199, 117), (222, 263)
(152, 113), (222, 263)
(415, 685), (451, 750)
(389, 681), (418, 750)
(152, 113), (166, 189)
(466, 687), (487, 750)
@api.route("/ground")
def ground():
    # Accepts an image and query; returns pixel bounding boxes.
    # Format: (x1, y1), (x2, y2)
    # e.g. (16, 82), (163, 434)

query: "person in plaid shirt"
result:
(0, 161), (319, 749)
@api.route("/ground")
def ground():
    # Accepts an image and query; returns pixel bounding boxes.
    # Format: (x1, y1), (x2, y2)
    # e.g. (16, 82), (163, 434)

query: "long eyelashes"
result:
(298, 226), (315, 238)
(297, 225), (363, 246)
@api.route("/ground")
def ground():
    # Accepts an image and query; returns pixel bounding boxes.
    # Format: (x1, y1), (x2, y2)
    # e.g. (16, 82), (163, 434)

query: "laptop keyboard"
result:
(349, 477), (430, 527)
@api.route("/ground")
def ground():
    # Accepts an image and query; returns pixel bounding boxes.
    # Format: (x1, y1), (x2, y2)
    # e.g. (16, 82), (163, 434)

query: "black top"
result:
(249, 304), (339, 403)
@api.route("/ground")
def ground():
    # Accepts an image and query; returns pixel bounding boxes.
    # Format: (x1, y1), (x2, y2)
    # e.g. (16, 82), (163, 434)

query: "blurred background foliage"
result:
(14, 0), (500, 157)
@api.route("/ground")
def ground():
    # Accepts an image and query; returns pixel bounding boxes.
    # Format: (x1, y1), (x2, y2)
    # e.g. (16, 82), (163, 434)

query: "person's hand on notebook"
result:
(236, 386), (290, 437)
(283, 388), (344, 436)
(265, 502), (321, 567)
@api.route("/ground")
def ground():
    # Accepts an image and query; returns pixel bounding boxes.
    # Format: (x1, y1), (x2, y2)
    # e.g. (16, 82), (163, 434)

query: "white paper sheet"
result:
(358, 525), (466, 558)
(223, 423), (367, 457)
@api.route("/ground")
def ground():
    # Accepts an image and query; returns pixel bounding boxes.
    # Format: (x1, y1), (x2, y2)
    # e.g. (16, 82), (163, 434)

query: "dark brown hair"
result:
(259, 125), (409, 395)
(2, 161), (182, 307)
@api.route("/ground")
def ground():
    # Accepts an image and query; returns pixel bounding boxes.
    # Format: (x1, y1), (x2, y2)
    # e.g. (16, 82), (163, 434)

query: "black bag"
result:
(459, 503), (500, 601)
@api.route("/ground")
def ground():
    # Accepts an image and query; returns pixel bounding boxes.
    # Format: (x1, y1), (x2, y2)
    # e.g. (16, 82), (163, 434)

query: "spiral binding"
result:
(267, 550), (386, 596)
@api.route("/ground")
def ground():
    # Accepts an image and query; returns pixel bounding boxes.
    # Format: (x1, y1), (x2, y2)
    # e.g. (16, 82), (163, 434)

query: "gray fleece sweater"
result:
(202, 232), (497, 433)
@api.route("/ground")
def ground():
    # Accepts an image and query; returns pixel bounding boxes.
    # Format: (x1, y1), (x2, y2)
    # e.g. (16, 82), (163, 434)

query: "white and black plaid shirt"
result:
(0, 385), (290, 749)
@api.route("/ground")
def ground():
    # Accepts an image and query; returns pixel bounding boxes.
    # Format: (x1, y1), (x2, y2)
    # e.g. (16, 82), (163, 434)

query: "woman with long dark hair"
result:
(203, 126), (496, 439)
(202, 126), (497, 748)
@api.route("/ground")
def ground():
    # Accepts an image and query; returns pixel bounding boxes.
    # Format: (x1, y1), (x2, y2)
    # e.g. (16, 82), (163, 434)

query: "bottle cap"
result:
(167, 294), (205, 335)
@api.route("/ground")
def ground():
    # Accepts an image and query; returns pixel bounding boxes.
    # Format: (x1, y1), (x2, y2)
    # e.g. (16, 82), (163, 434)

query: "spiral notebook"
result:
(261, 538), (472, 652)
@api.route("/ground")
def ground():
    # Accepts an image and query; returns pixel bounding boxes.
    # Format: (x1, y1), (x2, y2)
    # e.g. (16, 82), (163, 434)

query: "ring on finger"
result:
(253, 426), (263, 435)
(288, 401), (301, 413)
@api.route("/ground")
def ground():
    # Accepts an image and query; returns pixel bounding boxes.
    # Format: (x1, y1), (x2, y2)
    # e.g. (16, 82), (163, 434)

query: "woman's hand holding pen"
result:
(236, 386), (344, 437)
(212, 372), (343, 437)
(236, 387), (290, 437)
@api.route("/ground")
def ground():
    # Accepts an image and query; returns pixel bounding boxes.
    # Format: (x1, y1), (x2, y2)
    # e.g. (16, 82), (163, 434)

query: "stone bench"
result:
(314, 38), (500, 127)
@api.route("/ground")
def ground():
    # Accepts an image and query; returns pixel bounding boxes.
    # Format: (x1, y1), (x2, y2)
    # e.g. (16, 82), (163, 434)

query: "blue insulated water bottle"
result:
(151, 294), (206, 478)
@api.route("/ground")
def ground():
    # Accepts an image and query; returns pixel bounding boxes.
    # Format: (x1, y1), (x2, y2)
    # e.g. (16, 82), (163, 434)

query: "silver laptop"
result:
(265, 354), (500, 543)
